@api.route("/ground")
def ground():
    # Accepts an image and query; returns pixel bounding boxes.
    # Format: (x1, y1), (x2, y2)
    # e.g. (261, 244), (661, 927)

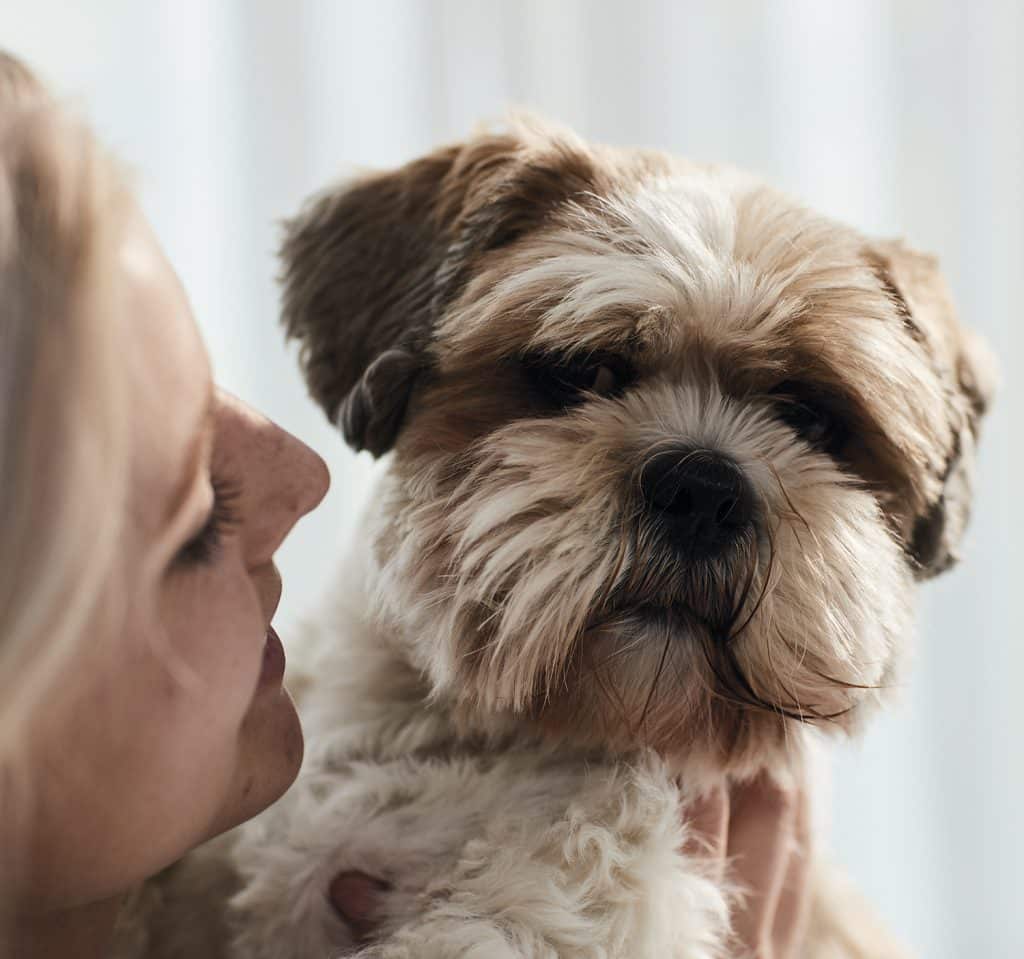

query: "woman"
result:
(0, 51), (329, 956)
(0, 52), (809, 958)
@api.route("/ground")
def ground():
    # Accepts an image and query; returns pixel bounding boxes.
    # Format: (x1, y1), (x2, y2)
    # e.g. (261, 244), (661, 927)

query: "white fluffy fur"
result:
(233, 681), (733, 958)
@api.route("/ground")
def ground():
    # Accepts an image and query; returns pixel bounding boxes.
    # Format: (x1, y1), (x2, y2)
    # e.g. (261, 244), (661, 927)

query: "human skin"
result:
(687, 777), (812, 958)
(8, 209), (329, 956)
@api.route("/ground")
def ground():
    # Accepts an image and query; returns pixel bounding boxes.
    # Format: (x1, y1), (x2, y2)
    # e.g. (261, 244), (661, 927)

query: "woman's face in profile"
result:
(17, 211), (329, 909)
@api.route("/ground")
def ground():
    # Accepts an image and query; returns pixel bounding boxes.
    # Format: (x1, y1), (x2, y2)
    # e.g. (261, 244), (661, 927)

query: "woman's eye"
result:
(523, 352), (635, 409)
(173, 475), (241, 570)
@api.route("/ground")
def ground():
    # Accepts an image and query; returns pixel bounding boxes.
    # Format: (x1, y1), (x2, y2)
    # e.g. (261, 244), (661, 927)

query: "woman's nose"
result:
(215, 391), (330, 565)
(273, 430), (331, 529)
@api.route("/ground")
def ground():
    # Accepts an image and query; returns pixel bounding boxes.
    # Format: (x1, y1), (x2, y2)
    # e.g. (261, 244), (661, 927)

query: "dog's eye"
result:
(523, 352), (635, 409)
(772, 382), (850, 456)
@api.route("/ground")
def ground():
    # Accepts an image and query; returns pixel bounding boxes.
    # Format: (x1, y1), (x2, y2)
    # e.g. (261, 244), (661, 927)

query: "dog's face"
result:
(282, 122), (993, 771)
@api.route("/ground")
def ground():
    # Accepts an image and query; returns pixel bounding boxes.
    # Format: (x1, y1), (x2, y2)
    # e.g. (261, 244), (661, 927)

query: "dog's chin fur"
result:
(113, 120), (992, 959)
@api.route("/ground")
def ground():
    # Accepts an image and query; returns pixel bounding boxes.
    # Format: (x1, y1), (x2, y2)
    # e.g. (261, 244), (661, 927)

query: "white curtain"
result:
(5, 2), (1019, 954)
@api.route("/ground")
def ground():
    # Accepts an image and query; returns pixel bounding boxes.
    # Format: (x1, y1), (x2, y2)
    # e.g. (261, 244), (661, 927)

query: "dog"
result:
(114, 118), (993, 959)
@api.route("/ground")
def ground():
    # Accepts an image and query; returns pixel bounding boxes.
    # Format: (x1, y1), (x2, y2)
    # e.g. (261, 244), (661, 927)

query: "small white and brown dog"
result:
(116, 119), (993, 959)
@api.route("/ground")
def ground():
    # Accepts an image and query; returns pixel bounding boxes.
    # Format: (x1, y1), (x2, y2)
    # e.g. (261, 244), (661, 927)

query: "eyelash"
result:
(173, 475), (241, 569)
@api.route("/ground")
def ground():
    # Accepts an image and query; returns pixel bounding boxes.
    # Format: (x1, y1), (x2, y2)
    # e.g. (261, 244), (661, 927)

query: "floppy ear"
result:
(280, 122), (604, 456)
(869, 239), (997, 578)
(280, 145), (466, 456)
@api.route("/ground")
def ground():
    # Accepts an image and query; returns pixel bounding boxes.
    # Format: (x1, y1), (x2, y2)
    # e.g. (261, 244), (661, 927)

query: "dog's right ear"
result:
(280, 147), (464, 456)
(281, 123), (604, 456)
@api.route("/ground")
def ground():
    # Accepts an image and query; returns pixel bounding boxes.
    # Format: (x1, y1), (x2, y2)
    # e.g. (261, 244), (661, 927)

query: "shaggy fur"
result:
(113, 119), (993, 958)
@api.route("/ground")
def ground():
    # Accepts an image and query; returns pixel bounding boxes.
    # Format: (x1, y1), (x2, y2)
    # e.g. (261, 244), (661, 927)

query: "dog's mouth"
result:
(590, 529), (771, 644)
(535, 599), (801, 761)
(577, 587), (853, 727)
(584, 600), (713, 643)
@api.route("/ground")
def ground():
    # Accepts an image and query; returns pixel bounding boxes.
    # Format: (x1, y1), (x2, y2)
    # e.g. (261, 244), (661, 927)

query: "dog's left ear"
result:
(869, 240), (997, 578)
(280, 121), (604, 456)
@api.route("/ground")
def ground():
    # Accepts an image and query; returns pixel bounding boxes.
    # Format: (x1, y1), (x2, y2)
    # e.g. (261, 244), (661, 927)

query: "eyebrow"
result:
(163, 381), (216, 528)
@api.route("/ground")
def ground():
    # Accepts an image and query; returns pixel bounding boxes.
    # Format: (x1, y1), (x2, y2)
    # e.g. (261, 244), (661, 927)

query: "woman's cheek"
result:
(163, 558), (266, 726)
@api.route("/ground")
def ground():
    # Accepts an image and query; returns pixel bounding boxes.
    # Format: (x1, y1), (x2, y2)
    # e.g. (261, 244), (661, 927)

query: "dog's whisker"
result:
(637, 633), (673, 735)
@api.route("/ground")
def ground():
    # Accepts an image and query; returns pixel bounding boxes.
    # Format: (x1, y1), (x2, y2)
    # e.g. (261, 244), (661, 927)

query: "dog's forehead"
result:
(437, 170), (912, 387)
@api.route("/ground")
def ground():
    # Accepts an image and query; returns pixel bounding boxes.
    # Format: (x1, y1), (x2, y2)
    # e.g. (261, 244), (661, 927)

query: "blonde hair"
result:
(0, 51), (131, 895)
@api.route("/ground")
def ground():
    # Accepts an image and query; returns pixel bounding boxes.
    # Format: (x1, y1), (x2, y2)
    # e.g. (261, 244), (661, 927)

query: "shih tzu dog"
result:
(115, 119), (992, 959)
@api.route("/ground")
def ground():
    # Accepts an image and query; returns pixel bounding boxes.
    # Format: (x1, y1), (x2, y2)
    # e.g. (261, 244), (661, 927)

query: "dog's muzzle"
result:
(639, 447), (754, 560)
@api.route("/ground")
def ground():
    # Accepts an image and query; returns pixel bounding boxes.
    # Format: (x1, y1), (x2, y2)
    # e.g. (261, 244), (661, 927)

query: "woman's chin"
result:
(213, 686), (305, 837)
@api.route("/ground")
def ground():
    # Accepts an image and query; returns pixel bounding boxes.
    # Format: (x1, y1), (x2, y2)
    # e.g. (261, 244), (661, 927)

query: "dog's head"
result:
(282, 121), (993, 771)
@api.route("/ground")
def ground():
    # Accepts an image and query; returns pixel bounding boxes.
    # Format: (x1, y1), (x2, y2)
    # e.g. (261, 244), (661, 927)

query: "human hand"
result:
(329, 871), (390, 943)
(687, 775), (812, 959)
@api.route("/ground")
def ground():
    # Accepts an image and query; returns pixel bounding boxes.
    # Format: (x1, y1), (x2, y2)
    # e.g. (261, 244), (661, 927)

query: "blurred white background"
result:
(4, 1), (1019, 954)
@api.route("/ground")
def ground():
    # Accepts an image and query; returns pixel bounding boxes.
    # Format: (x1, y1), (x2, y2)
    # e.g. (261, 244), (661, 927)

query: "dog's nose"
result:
(639, 449), (754, 557)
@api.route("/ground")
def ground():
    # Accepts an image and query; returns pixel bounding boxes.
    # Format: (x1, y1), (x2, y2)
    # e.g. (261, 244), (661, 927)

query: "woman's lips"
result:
(259, 625), (286, 688)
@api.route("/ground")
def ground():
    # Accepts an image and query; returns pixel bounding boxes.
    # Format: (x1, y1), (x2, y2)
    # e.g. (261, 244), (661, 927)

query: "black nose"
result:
(639, 449), (754, 558)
